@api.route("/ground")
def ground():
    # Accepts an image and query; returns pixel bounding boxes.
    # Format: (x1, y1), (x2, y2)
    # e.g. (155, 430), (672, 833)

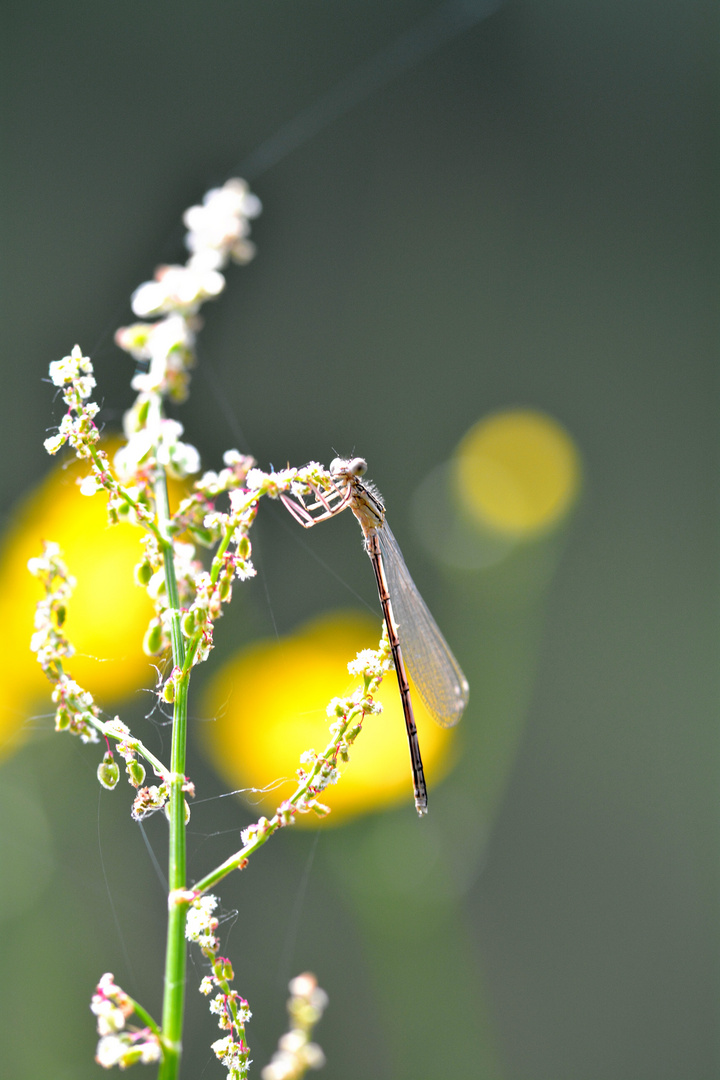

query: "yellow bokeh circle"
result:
(453, 409), (581, 536)
(199, 612), (458, 826)
(0, 444), (160, 755)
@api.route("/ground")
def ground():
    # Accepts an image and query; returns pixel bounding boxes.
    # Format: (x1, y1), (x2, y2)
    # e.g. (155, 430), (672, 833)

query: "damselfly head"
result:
(330, 456), (367, 478)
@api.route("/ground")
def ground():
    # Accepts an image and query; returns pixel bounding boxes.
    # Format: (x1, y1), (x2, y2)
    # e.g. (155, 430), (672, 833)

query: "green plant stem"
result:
(181, 512), (254, 676)
(86, 716), (170, 780)
(155, 470), (189, 1080)
(88, 444), (163, 541)
(192, 684), (382, 896)
(127, 996), (162, 1039)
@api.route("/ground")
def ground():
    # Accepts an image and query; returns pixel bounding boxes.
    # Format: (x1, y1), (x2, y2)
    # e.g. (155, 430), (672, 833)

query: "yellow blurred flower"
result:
(0, 443), (159, 756)
(199, 611), (459, 826)
(454, 409), (581, 536)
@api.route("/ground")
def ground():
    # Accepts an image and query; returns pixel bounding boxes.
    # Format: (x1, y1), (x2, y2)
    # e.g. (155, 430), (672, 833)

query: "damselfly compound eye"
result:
(347, 457), (367, 476)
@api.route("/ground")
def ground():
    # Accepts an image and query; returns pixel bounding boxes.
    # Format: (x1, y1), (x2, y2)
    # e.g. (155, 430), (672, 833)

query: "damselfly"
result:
(282, 457), (469, 815)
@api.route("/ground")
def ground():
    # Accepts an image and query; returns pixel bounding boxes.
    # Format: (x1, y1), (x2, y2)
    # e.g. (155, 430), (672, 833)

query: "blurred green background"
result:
(0, 1), (715, 1078)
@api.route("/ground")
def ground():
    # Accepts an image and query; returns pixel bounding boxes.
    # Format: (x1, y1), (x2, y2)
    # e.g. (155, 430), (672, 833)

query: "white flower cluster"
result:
(246, 466), (299, 499)
(211, 1033), (252, 1080)
(185, 893), (220, 951)
(28, 543), (75, 663)
(347, 648), (386, 679)
(183, 178), (261, 271)
(116, 177), (260, 404)
(44, 346), (100, 457)
(28, 542), (103, 743)
(261, 973), (328, 1080)
(91, 973), (161, 1070)
(131, 264), (225, 319)
(48, 344), (96, 401)
(233, 632), (392, 829)
(138, 532), (211, 662)
(210, 992), (252, 1027)
(195, 448), (256, 499)
(95, 1035), (162, 1069)
(91, 973), (133, 1035)
(115, 416), (200, 483)
(240, 816), (272, 848)
(188, 900), (253, 1080)
(131, 782), (170, 821)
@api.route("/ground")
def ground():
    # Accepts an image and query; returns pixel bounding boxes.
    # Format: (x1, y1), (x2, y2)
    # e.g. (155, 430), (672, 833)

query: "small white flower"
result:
(245, 467), (296, 496)
(240, 823), (259, 846)
(289, 973), (322, 1001)
(303, 1043), (326, 1069)
(347, 649), (383, 677)
(114, 430), (153, 481)
(223, 448), (245, 467)
(139, 1039), (162, 1063)
(183, 179), (262, 271)
(43, 433), (66, 455)
(211, 1035), (235, 1064)
(79, 473), (102, 496)
(95, 1034), (125, 1068)
(185, 894), (219, 941)
(325, 697), (349, 719)
(278, 1031), (305, 1053)
(131, 264), (225, 318)
(93, 1001), (127, 1036)
(148, 313), (196, 360)
(49, 345), (94, 389)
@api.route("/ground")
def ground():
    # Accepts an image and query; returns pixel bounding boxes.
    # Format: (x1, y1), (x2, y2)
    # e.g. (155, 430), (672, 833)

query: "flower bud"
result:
(55, 706), (71, 731)
(126, 759), (146, 787)
(98, 752), (120, 790)
(143, 620), (164, 656)
(134, 560), (153, 587)
(165, 798), (191, 824)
